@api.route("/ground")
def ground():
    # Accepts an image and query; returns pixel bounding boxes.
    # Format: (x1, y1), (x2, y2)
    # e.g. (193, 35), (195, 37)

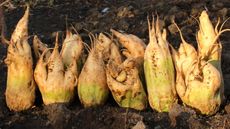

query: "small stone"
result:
(132, 121), (147, 129)
(101, 7), (109, 13)
(154, 125), (162, 129)
(168, 103), (184, 127)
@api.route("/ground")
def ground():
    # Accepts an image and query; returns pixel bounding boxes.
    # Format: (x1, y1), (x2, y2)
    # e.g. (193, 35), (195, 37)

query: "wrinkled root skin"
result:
(5, 40), (35, 111)
(110, 29), (146, 71)
(34, 57), (77, 105)
(34, 36), (78, 105)
(108, 30), (147, 110)
(5, 83), (35, 111)
(106, 59), (147, 110)
(180, 61), (222, 115)
(181, 86), (221, 115)
(173, 45), (222, 115)
(34, 56), (77, 105)
(144, 60), (176, 112)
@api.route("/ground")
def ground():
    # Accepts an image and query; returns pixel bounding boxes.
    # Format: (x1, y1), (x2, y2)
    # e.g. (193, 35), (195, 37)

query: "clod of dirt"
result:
(74, 22), (85, 31)
(168, 103), (197, 128)
(188, 117), (203, 129)
(212, 2), (224, 11)
(190, 3), (204, 17)
(168, 23), (178, 35)
(176, 12), (188, 21)
(44, 103), (71, 129)
(132, 121), (147, 129)
(168, 6), (180, 14)
(225, 104), (230, 114)
(168, 103), (183, 127)
(217, 8), (228, 19)
(216, 2), (224, 8)
(117, 19), (130, 31)
(125, 112), (144, 128)
(117, 6), (135, 18)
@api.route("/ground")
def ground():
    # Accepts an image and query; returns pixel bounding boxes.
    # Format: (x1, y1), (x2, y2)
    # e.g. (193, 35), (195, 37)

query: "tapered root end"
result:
(54, 32), (59, 50)
(110, 29), (129, 44)
(66, 29), (73, 39)
(11, 4), (30, 43)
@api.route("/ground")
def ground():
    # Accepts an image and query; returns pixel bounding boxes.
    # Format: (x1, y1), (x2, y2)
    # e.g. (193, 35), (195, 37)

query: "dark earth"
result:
(0, 0), (230, 129)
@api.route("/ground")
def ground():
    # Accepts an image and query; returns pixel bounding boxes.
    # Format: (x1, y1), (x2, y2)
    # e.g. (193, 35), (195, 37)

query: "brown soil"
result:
(1, 0), (230, 129)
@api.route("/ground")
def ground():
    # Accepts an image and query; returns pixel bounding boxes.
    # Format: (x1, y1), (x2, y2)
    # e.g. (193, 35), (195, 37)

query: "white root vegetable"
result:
(171, 11), (228, 114)
(105, 30), (147, 110)
(34, 30), (83, 105)
(78, 33), (111, 107)
(5, 5), (35, 111)
(144, 17), (177, 112)
(197, 11), (230, 103)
